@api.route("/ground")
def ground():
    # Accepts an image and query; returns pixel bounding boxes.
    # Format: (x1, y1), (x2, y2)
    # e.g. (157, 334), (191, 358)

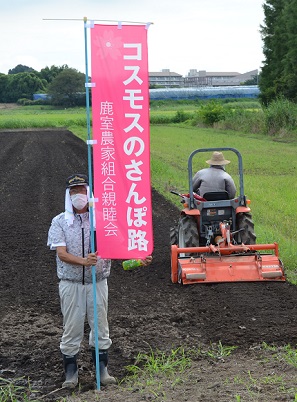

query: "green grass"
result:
(262, 342), (297, 369)
(204, 341), (238, 360)
(0, 377), (39, 401)
(125, 346), (191, 379)
(121, 343), (297, 401)
(0, 106), (87, 129)
(121, 343), (235, 399)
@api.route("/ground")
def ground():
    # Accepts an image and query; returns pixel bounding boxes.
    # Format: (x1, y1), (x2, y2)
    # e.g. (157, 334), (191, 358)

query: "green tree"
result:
(47, 68), (85, 106)
(0, 74), (9, 102)
(259, 0), (288, 105)
(281, 0), (297, 101)
(8, 64), (37, 74)
(260, 0), (297, 104)
(4, 72), (46, 102)
(39, 64), (69, 84)
(0, 73), (8, 103)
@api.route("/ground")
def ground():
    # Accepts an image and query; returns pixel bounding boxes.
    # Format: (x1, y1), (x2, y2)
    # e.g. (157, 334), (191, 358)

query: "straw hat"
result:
(206, 152), (230, 165)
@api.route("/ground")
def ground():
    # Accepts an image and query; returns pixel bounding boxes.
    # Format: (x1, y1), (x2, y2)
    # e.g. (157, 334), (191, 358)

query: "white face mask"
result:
(70, 193), (88, 210)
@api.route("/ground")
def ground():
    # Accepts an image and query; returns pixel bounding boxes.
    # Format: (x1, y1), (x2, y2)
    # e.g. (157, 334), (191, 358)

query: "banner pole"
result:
(83, 16), (101, 391)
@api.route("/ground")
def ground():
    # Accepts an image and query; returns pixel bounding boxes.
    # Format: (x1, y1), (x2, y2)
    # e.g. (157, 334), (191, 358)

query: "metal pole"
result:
(83, 16), (101, 391)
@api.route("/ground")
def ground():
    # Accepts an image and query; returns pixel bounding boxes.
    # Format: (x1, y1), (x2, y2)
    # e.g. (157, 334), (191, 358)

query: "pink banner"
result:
(91, 24), (153, 259)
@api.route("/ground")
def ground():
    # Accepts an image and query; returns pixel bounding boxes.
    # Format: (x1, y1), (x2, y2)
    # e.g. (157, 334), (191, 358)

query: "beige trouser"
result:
(59, 279), (112, 356)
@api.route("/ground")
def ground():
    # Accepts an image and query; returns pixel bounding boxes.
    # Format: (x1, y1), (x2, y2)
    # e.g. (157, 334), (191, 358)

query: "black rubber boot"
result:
(62, 354), (78, 389)
(91, 348), (116, 385)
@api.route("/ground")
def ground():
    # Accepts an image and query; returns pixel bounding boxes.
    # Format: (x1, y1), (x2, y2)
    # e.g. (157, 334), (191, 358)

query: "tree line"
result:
(260, 0), (297, 104)
(0, 65), (86, 107)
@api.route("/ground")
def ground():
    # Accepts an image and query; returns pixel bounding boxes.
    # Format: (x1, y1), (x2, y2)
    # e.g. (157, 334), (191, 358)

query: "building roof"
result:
(149, 72), (183, 77)
(205, 72), (240, 77)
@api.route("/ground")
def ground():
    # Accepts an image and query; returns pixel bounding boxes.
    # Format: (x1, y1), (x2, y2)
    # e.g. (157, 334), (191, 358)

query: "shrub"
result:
(150, 114), (173, 124)
(17, 98), (31, 105)
(172, 110), (193, 123)
(17, 98), (51, 106)
(195, 100), (226, 126)
(215, 109), (265, 134)
(264, 97), (297, 136)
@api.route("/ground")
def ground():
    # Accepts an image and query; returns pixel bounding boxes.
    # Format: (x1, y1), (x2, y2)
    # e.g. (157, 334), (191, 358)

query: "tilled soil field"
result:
(0, 129), (297, 402)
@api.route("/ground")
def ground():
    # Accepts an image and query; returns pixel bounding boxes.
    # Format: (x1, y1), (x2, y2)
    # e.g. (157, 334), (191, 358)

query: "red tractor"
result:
(170, 147), (285, 285)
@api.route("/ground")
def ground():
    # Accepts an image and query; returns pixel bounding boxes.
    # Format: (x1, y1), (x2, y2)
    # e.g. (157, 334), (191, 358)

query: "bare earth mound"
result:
(0, 129), (297, 401)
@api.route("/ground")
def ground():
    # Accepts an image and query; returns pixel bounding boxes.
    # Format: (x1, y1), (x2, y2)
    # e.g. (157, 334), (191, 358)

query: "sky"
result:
(0, 0), (265, 77)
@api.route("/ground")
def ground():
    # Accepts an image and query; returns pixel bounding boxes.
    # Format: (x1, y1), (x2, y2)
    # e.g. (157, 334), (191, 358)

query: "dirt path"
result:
(0, 103), (19, 109)
(0, 130), (297, 401)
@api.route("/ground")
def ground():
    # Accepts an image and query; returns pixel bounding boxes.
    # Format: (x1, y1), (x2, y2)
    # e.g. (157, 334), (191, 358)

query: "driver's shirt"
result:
(192, 165), (236, 199)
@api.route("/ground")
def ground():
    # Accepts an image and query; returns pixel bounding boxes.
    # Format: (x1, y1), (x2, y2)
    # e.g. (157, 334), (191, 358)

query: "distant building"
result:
(149, 69), (184, 88)
(149, 68), (258, 88)
(184, 69), (258, 87)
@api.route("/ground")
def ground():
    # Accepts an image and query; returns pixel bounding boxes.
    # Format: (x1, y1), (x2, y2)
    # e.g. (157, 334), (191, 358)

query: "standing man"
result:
(47, 173), (152, 388)
(192, 151), (236, 199)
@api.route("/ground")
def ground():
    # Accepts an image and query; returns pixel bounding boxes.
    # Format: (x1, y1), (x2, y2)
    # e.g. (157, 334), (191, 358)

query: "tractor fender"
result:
(181, 208), (200, 216)
(236, 206), (251, 214)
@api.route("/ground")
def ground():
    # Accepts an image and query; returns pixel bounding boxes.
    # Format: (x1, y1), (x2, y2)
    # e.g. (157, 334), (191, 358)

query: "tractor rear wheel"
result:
(170, 226), (178, 246)
(177, 214), (200, 255)
(171, 214), (200, 283)
(235, 212), (256, 245)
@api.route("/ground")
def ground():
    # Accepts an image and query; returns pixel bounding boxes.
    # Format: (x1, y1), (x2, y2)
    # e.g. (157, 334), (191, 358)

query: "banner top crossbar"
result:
(43, 18), (153, 25)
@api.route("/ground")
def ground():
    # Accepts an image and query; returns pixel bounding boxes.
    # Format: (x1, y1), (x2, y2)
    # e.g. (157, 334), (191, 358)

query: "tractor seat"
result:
(203, 191), (229, 201)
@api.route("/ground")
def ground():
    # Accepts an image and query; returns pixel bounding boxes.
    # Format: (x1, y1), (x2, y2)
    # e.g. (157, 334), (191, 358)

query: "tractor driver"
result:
(192, 151), (236, 199)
